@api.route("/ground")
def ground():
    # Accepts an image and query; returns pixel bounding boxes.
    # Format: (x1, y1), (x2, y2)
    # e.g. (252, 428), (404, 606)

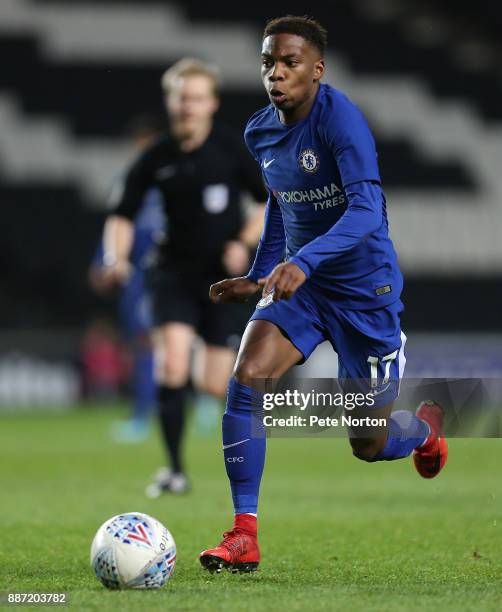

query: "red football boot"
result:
(413, 400), (448, 478)
(199, 514), (260, 573)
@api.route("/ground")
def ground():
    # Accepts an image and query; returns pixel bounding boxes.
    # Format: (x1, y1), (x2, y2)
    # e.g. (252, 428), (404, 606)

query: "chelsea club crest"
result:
(299, 148), (320, 173)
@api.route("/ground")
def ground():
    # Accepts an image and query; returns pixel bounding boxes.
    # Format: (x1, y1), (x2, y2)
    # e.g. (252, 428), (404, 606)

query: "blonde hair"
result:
(161, 58), (221, 96)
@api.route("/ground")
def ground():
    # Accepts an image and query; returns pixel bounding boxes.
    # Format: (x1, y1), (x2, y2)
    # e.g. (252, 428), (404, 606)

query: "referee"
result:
(103, 58), (266, 494)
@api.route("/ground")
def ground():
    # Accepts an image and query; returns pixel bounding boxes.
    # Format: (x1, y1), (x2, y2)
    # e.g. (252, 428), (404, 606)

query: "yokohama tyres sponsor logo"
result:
(276, 183), (346, 211)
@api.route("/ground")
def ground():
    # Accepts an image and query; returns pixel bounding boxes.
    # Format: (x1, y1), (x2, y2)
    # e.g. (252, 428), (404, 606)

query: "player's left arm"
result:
(260, 182), (382, 300)
(288, 180), (383, 278)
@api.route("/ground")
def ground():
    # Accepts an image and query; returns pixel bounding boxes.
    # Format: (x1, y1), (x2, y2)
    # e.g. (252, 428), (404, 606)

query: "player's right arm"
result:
(209, 191), (286, 303)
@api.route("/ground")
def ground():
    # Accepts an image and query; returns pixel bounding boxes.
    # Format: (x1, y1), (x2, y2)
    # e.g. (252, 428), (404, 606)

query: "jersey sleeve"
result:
(289, 181), (383, 278)
(247, 191), (286, 282)
(111, 147), (155, 220)
(323, 94), (381, 187)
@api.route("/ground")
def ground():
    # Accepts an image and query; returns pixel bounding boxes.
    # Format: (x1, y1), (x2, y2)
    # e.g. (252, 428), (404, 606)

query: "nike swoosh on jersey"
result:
(263, 158), (275, 169)
(222, 438), (250, 450)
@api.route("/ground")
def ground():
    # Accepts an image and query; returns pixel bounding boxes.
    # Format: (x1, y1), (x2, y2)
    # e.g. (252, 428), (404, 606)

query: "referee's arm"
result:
(238, 203), (266, 248)
(101, 215), (134, 284)
(224, 138), (268, 274)
(102, 146), (154, 284)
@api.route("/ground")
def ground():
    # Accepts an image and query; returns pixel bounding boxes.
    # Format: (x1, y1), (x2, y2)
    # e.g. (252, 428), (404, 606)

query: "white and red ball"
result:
(90, 512), (176, 589)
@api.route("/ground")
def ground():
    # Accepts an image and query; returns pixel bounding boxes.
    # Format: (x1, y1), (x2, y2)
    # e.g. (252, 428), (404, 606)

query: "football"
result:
(90, 512), (176, 589)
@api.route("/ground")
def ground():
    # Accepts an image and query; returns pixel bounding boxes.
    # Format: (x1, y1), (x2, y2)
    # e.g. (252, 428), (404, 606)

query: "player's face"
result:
(261, 34), (324, 122)
(166, 75), (219, 134)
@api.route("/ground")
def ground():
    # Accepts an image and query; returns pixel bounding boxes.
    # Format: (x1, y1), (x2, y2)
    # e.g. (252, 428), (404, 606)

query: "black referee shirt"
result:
(114, 123), (267, 277)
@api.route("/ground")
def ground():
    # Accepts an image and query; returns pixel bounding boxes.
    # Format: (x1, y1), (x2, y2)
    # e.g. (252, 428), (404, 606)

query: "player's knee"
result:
(157, 356), (190, 388)
(350, 437), (385, 462)
(162, 372), (189, 388)
(233, 357), (268, 387)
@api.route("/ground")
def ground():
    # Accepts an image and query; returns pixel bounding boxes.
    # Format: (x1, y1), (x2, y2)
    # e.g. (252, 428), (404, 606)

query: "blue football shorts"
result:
(249, 281), (406, 408)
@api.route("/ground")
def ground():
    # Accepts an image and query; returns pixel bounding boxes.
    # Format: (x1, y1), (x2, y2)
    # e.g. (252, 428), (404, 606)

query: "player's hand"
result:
(101, 258), (132, 288)
(258, 262), (307, 302)
(209, 277), (260, 304)
(222, 241), (250, 276)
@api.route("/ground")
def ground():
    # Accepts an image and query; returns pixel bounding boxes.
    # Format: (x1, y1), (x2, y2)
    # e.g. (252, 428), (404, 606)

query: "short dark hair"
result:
(263, 15), (327, 56)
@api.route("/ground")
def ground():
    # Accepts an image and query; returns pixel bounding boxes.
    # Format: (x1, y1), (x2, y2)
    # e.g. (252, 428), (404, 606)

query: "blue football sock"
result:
(132, 348), (156, 421)
(373, 410), (430, 461)
(222, 378), (266, 514)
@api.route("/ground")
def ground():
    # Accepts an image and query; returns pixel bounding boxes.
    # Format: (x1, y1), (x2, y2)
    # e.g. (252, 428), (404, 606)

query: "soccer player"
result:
(103, 58), (267, 495)
(199, 16), (448, 573)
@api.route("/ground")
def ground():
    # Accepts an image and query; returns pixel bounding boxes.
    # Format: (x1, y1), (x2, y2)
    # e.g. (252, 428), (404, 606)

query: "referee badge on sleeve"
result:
(203, 184), (229, 213)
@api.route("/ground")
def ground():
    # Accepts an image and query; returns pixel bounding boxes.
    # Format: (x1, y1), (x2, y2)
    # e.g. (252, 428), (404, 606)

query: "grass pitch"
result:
(1, 405), (502, 611)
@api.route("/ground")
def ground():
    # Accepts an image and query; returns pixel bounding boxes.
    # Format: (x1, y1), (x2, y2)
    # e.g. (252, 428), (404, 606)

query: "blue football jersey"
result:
(245, 83), (402, 309)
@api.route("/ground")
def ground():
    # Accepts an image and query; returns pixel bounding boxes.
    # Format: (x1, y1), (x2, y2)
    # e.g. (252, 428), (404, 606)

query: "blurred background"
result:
(1, 0), (501, 411)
